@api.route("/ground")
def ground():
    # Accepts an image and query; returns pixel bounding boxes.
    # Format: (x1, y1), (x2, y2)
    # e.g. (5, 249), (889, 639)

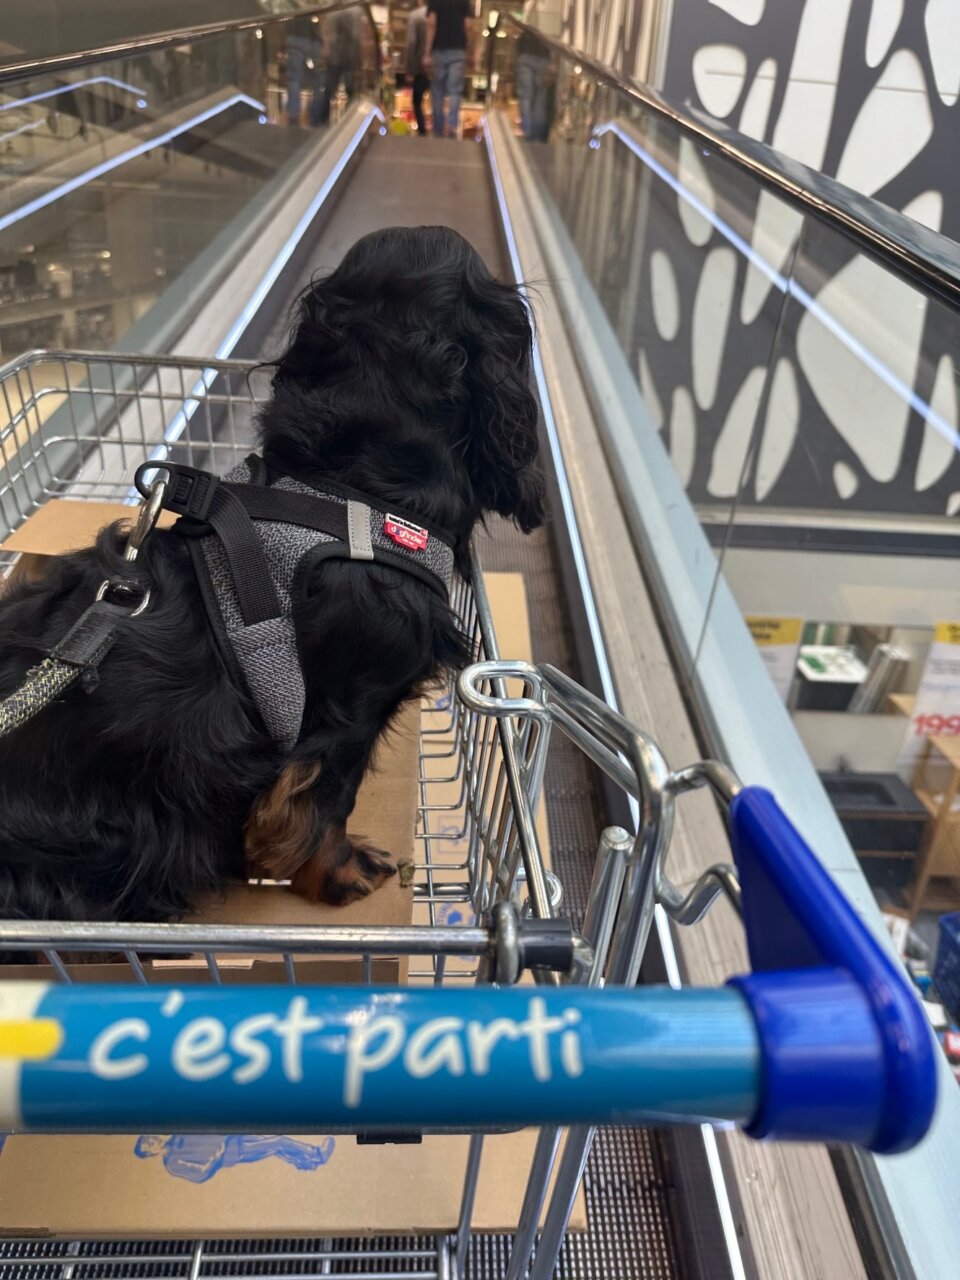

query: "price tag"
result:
(746, 616), (803, 703)
(898, 621), (960, 775)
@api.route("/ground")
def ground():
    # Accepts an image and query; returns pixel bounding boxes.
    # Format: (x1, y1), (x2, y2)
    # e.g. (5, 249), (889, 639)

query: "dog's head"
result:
(263, 225), (545, 533)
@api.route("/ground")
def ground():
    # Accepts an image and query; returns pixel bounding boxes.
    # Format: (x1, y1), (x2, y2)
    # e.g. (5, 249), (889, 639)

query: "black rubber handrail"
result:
(501, 14), (960, 313)
(0, 1), (376, 85)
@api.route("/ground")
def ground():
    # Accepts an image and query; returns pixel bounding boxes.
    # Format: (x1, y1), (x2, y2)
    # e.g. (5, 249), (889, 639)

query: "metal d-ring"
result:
(95, 578), (152, 617)
(92, 476), (167, 618)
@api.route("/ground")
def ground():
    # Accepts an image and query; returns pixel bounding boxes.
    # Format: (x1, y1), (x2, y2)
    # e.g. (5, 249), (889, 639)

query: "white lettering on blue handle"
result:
(85, 994), (583, 1106)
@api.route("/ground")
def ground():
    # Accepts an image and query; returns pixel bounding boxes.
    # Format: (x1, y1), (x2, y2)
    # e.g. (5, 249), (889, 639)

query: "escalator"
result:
(0, 5), (959, 1279)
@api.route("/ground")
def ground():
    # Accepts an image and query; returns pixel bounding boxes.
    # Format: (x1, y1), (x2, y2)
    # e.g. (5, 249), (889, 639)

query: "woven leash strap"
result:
(0, 477), (164, 742)
(0, 657), (80, 739)
(0, 595), (141, 740)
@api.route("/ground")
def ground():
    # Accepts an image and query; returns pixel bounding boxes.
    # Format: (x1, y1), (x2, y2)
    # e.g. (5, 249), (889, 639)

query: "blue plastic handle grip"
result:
(2, 984), (760, 1133)
(726, 786), (938, 1153)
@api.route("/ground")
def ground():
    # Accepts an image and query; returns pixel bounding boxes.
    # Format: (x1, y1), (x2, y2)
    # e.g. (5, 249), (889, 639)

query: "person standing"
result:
(516, 0), (550, 142)
(285, 13), (323, 127)
(425, 0), (472, 139)
(321, 6), (364, 122)
(404, 4), (430, 138)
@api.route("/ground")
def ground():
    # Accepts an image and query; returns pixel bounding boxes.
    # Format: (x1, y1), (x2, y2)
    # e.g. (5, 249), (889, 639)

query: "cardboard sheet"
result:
(1, 498), (177, 555)
(0, 1129), (584, 1238)
(1, 499), (176, 586)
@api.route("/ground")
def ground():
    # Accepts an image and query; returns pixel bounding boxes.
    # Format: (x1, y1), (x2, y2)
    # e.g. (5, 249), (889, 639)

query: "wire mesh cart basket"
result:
(0, 350), (941, 1279)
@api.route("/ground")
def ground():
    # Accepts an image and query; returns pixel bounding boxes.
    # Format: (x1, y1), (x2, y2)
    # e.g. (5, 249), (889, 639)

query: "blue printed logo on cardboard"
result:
(134, 1134), (335, 1183)
(436, 902), (476, 926)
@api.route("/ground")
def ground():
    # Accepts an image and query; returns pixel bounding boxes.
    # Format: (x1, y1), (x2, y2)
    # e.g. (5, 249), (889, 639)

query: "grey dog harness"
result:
(138, 455), (455, 753)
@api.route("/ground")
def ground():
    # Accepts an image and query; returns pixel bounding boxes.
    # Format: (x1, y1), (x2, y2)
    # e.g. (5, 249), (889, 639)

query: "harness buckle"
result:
(135, 462), (218, 521)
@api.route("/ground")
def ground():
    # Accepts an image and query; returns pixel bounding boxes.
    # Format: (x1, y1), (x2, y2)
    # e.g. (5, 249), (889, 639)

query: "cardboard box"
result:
(1, 498), (177, 586)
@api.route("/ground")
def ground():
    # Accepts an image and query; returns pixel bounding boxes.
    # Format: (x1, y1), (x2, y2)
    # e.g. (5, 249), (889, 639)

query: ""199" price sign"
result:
(899, 622), (960, 775)
(912, 713), (960, 737)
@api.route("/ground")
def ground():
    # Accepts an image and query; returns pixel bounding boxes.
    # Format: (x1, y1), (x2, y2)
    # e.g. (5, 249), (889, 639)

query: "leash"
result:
(0, 479), (166, 740)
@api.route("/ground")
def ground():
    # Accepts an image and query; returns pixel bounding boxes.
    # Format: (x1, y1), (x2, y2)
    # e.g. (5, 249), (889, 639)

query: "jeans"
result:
(431, 48), (465, 138)
(412, 71), (429, 135)
(517, 53), (549, 141)
(286, 35), (322, 125)
(318, 64), (357, 124)
(327, 65), (357, 100)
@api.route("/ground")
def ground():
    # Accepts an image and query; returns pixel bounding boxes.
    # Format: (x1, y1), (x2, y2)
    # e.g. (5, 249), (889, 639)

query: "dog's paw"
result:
(291, 832), (397, 907)
(331, 841), (398, 905)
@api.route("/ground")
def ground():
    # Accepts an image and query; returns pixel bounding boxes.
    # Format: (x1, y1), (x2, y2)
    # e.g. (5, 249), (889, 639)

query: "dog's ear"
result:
(461, 284), (546, 534)
(244, 761), (323, 880)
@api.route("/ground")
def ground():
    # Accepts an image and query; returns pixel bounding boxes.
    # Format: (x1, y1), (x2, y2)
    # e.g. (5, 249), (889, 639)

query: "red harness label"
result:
(384, 514), (429, 553)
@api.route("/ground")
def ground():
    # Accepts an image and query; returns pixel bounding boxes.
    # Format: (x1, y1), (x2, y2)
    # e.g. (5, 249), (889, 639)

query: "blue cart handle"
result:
(0, 789), (936, 1151)
(726, 786), (937, 1153)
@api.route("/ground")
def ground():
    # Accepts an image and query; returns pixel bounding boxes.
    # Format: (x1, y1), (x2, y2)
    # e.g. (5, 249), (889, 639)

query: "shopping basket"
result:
(0, 350), (940, 1280)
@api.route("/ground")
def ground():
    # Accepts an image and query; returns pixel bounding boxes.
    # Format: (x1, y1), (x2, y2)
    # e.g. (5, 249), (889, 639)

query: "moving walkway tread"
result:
(253, 131), (688, 1280)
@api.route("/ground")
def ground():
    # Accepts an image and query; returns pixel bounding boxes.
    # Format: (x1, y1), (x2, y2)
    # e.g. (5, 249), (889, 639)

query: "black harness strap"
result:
(222, 483), (350, 542)
(133, 462), (315, 626)
(260, 456), (458, 551)
(137, 458), (454, 605)
(205, 487), (282, 626)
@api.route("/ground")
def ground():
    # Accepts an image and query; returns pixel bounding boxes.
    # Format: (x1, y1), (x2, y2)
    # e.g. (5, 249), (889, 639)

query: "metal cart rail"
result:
(0, 350), (940, 1279)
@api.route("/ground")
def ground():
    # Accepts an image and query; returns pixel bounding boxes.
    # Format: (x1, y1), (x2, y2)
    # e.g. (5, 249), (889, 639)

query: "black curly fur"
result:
(0, 226), (544, 925)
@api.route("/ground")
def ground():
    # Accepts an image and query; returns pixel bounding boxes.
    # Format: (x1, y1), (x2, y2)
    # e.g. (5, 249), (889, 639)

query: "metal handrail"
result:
(0, 1), (377, 86)
(499, 14), (960, 312)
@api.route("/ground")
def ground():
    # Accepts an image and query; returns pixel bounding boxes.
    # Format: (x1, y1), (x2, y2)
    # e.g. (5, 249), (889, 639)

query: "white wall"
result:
(720, 544), (960, 629)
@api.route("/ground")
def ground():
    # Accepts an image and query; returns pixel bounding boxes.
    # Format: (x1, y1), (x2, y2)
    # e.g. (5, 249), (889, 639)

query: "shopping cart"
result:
(0, 350), (940, 1280)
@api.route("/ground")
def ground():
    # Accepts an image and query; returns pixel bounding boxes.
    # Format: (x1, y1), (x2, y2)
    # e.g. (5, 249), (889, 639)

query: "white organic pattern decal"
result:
(554, 0), (960, 515)
(866, 0), (903, 68)
(692, 247), (737, 409)
(835, 50), (933, 197)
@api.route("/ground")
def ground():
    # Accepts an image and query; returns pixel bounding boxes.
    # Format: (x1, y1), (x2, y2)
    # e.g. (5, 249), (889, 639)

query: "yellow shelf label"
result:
(746, 616), (803, 647)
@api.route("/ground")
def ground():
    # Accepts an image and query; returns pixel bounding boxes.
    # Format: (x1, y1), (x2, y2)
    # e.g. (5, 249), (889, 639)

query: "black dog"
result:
(0, 226), (544, 924)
